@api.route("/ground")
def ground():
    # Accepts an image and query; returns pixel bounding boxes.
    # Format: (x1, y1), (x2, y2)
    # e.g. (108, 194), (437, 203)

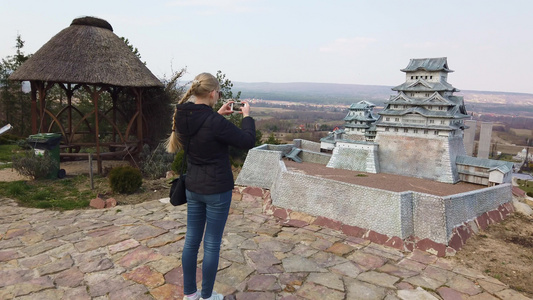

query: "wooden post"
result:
(84, 85), (104, 174)
(133, 88), (144, 150)
(30, 81), (37, 134)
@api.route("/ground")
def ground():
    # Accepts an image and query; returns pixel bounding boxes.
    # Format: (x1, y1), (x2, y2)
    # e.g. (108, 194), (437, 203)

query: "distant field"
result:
(510, 128), (532, 137)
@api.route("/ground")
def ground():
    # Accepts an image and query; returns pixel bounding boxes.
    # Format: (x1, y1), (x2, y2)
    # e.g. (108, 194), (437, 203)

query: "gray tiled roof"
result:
(349, 100), (376, 110)
(456, 156), (514, 174)
(400, 57), (453, 73)
(344, 114), (377, 122)
(386, 92), (456, 105)
(392, 79), (458, 92)
(379, 106), (469, 119)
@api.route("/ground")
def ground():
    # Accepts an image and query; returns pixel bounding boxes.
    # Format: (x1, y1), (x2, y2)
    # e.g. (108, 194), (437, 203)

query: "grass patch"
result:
(0, 175), (96, 210)
(0, 144), (22, 162)
(0, 162), (12, 170)
(517, 179), (533, 195)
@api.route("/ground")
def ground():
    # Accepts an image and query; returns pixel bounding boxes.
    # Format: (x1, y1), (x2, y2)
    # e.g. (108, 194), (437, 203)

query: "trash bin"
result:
(27, 133), (66, 179)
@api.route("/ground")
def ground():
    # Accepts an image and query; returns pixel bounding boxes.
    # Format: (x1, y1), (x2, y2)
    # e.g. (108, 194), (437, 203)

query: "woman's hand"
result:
(240, 101), (251, 117)
(217, 101), (234, 116)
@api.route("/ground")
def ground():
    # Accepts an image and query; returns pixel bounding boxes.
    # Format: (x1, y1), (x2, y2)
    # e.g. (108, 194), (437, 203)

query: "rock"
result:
(513, 201), (533, 216)
(105, 198), (117, 208)
(90, 198), (105, 209)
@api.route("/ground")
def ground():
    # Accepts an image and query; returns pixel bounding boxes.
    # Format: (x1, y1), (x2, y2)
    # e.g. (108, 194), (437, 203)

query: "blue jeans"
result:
(182, 189), (232, 298)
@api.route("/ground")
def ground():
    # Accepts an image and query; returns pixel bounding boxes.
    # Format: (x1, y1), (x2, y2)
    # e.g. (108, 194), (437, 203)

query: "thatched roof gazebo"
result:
(10, 16), (164, 174)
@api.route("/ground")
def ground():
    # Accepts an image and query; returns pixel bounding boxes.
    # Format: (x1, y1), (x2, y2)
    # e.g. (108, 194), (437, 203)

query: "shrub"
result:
(139, 144), (174, 179)
(0, 133), (20, 145)
(171, 149), (187, 174)
(11, 150), (55, 179)
(527, 191), (533, 198)
(108, 165), (142, 194)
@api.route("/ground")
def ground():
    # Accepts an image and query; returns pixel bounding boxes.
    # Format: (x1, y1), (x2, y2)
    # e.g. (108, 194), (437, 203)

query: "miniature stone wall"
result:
(236, 141), (514, 256)
(294, 139), (321, 152)
(375, 133), (464, 183)
(242, 185), (515, 257)
(235, 145), (283, 189)
(271, 170), (413, 238)
(326, 142), (379, 173)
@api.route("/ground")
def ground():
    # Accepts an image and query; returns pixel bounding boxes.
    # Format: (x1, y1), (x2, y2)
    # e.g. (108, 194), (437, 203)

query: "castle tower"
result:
(374, 57), (470, 183)
(343, 100), (378, 142)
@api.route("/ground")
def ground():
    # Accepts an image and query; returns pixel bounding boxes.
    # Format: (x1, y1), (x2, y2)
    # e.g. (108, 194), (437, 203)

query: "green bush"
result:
(527, 191), (533, 198)
(108, 165), (143, 194)
(11, 150), (55, 179)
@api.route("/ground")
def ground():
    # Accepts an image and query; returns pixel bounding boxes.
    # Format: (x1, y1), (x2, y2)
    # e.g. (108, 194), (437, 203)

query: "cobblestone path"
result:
(0, 191), (530, 299)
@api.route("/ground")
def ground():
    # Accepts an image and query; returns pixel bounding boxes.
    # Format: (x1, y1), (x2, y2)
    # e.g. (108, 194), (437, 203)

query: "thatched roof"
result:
(10, 16), (163, 88)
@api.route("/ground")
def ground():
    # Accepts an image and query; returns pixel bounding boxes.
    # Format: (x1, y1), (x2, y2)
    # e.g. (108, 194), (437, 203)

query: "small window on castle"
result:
(416, 76), (418, 79)
(386, 117), (390, 121)
(430, 76), (433, 79)
(385, 127), (390, 132)
(425, 76), (428, 79)
(404, 128), (408, 133)
(429, 119), (434, 124)
(440, 120), (445, 124)
(411, 76), (413, 79)
(393, 105), (398, 108)
(424, 130), (429, 134)
(395, 118), (400, 122)
(434, 130), (439, 135)
(414, 129), (419, 134)
(394, 128), (399, 132)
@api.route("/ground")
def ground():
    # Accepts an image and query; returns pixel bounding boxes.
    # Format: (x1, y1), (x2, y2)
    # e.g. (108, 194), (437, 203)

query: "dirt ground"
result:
(452, 213), (533, 298)
(1, 160), (533, 297)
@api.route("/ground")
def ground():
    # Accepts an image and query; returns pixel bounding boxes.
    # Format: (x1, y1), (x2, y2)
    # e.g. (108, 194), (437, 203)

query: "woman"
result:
(166, 72), (256, 300)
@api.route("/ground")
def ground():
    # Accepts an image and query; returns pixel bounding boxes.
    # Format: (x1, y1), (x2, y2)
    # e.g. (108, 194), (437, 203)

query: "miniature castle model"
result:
(235, 57), (515, 256)
(375, 57), (470, 183)
(322, 57), (513, 185)
(343, 101), (378, 142)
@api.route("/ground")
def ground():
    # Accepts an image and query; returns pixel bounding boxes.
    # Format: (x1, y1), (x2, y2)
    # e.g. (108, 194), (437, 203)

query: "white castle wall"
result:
(374, 133), (465, 183)
(326, 142), (379, 173)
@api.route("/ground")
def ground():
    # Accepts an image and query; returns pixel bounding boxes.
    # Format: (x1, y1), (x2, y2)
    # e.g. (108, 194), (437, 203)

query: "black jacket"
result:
(175, 102), (256, 194)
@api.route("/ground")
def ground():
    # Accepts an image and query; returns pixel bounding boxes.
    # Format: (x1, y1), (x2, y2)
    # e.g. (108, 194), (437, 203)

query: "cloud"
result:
(319, 37), (377, 54)
(166, 0), (261, 14)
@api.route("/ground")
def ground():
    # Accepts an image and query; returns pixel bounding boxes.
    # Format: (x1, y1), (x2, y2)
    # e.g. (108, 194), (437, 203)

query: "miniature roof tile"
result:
(349, 100), (376, 110)
(392, 80), (458, 92)
(456, 156), (514, 174)
(400, 57), (454, 73)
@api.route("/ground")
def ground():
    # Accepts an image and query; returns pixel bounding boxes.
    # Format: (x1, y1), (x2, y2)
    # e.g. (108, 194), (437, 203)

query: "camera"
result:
(230, 101), (243, 111)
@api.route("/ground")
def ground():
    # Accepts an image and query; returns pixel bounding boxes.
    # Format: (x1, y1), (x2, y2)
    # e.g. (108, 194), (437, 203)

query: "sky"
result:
(1, 0), (533, 94)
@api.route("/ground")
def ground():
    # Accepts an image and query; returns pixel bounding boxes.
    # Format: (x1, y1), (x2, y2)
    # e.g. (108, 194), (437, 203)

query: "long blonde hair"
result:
(166, 73), (219, 153)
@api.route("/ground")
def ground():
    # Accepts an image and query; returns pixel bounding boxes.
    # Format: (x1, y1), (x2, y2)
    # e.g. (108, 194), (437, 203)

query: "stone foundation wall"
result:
(271, 170), (412, 238)
(236, 141), (514, 256)
(375, 133), (463, 183)
(326, 143), (379, 173)
(235, 145), (282, 189)
(237, 186), (515, 257)
(294, 139), (321, 152)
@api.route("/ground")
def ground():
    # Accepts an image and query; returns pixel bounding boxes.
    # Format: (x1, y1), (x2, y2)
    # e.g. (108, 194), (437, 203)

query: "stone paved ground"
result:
(0, 191), (531, 300)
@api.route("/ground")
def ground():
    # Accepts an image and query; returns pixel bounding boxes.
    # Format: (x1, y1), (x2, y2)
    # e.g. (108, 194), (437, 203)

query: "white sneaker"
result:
(200, 291), (224, 300)
(183, 290), (201, 300)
